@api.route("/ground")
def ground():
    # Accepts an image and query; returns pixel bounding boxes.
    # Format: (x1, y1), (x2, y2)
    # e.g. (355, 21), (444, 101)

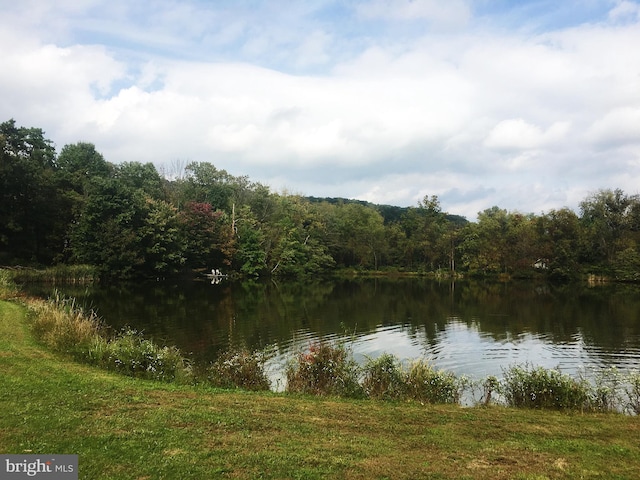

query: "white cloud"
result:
(484, 119), (571, 151)
(357, 0), (471, 28)
(1, 0), (640, 221)
(587, 107), (640, 148)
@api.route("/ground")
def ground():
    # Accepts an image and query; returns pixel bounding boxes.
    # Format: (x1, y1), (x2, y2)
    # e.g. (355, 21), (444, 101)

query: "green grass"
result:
(1, 300), (640, 479)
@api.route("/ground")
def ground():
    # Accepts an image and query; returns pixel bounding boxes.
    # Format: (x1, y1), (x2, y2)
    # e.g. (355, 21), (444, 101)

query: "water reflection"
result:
(29, 277), (640, 381)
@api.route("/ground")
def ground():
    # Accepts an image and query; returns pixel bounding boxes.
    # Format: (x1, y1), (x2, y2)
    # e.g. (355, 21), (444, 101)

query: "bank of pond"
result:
(17, 286), (640, 415)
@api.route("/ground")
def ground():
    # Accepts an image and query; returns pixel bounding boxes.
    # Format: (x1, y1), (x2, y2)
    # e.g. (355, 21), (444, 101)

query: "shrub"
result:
(286, 341), (363, 398)
(589, 367), (623, 413)
(361, 353), (406, 400)
(206, 348), (271, 391)
(88, 329), (191, 383)
(501, 364), (590, 410)
(624, 370), (640, 415)
(405, 360), (466, 404)
(481, 375), (500, 406)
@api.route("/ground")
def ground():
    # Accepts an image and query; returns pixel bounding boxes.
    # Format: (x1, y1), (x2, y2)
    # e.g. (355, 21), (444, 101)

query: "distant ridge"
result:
(304, 196), (468, 226)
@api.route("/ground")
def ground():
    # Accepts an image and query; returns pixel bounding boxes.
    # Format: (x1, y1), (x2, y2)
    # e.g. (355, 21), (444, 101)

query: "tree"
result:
(459, 207), (509, 274)
(401, 195), (449, 271)
(116, 161), (166, 200)
(234, 205), (267, 276)
(70, 177), (147, 278)
(181, 162), (237, 211)
(0, 119), (61, 263)
(179, 202), (235, 270)
(536, 208), (584, 279)
(328, 203), (387, 269)
(580, 189), (639, 267)
(140, 199), (186, 276)
(56, 142), (113, 195)
(264, 195), (335, 277)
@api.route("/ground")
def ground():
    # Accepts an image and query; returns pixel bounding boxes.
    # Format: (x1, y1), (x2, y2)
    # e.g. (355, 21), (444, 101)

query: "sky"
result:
(1, 0), (639, 220)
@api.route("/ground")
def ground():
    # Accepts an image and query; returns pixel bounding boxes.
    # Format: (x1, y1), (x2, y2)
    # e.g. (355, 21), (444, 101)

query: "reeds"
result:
(28, 293), (101, 355)
(361, 354), (466, 403)
(0, 269), (18, 298)
(205, 348), (272, 391)
(9, 265), (98, 284)
(286, 341), (364, 398)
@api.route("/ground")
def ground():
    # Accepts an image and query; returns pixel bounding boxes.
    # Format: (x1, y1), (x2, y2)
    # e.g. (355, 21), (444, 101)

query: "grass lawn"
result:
(1, 299), (639, 479)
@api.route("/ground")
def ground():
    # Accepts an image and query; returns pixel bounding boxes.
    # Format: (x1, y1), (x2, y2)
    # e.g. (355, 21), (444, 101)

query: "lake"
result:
(31, 277), (640, 388)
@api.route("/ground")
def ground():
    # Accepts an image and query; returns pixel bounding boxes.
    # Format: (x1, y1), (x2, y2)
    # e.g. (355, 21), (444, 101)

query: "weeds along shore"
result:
(2, 268), (639, 414)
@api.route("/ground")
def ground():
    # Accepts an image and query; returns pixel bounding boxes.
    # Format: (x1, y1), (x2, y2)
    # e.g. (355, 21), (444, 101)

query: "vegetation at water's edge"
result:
(6, 273), (639, 415)
(3, 118), (640, 281)
(3, 299), (639, 479)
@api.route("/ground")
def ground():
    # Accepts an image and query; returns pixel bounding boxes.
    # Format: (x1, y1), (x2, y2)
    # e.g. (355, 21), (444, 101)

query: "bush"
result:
(286, 341), (363, 398)
(589, 367), (623, 412)
(206, 348), (271, 391)
(624, 370), (640, 415)
(501, 364), (590, 410)
(481, 375), (500, 406)
(361, 353), (406, 400)
(87, 329), (191, 383)
(405, 360), (466, 404)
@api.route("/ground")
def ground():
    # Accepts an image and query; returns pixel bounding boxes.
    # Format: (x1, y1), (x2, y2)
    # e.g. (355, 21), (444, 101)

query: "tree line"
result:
(2, 119), (639, 281)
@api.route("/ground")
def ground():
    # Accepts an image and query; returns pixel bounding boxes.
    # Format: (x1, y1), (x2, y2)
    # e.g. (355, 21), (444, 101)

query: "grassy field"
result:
(1, 299), (639, 479)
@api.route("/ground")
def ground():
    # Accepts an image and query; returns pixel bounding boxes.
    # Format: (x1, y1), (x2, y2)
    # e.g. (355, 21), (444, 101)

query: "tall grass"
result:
(27, 293), (101, 355)
(500, 364), (591, 410)
(405, 360), (468, 404)
(205, 348), (272, 391)
(9, 265), (98, 284)
(0, 269), (18, 298)
(361, 354), (467, 404)
(361, 353), (406, 400)
(286, 341), (364, 398)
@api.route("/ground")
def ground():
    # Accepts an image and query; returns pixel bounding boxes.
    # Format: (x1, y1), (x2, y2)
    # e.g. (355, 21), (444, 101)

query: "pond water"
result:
(31, 277), (640, 387)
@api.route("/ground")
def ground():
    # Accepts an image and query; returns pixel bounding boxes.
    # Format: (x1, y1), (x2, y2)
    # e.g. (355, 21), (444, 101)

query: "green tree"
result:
(401, 195), (450, 271)
(70, 177), (147, 278)
(264, 195), (335, 277)
(55, 142), (114, 262)
(56, 142), (113, 196)
(140, 199), (186, 276)
(181, 162), (238, 211)
(328, 203), (387, 269)
(536, 208), (584, 280)
(116, 161), (165, 200)
(459, 207), (509, 274)
(179, 202), (235, 270)
(234, 205), (267, 276)
(0, 119), (61, 263)
(580, 189), (639, 268)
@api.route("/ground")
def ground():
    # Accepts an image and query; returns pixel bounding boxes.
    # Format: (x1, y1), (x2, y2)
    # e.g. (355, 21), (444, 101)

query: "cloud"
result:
(356, 0), (471, 28)
(1, 0), (640, 222)
(484, 119), (571, 151)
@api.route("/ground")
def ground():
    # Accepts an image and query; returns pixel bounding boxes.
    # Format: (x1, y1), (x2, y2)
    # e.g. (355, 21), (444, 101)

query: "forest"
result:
(2, 118), (640, 281)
